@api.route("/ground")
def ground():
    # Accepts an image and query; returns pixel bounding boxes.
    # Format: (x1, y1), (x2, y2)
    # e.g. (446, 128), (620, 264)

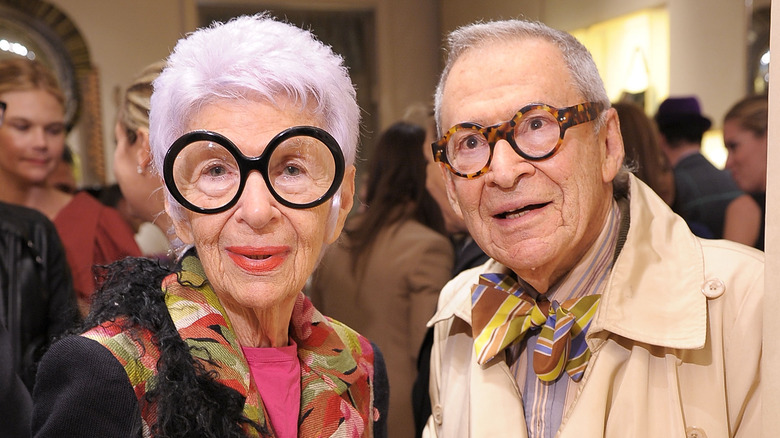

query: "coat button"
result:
(685, 426), (707, 438)
(433, 404), (443, 424)
(701, 279), (725, 299)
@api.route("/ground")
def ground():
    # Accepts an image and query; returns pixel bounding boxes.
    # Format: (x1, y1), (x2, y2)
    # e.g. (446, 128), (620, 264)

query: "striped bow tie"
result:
(471, 273), (599, 382)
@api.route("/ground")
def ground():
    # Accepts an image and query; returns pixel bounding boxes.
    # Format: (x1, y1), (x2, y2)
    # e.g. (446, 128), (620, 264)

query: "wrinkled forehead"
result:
(440, 38), (580, 128)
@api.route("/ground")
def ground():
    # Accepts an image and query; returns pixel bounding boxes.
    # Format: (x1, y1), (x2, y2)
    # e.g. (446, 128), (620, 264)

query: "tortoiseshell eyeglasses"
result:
(432, 101), (606, 179)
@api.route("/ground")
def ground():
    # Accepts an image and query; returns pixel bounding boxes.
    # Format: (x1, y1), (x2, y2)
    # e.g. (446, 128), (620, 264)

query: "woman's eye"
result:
(284, 165), (302, 176)
(205, 164), (227, 177)
(46, 125), (65, 136)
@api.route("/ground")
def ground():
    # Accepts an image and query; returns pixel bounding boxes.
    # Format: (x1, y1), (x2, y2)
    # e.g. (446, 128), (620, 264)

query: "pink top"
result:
(241, 340), (301, 438)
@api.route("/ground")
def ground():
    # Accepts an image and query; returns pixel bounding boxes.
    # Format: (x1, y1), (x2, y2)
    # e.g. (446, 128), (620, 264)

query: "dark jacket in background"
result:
(0, 201), (78, 391)
(672, 152), (744, 239)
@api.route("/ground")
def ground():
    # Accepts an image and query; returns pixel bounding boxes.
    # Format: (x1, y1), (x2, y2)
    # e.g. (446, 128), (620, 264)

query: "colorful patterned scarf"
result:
(471, 273), (599, 382)
(84, 252), (378, 437)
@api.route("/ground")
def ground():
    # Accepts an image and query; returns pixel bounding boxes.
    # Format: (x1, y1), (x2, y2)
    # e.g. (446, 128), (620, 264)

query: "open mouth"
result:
(244, 254), (272, 260)
(495, 202), (549, 219)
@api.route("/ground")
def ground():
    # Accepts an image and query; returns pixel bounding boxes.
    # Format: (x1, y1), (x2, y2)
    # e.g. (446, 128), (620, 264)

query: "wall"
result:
(442, 0), (755, 129)
(49, 0), (197, 185)
(50, 0), (439, 184)
(765, 1), (778, 434)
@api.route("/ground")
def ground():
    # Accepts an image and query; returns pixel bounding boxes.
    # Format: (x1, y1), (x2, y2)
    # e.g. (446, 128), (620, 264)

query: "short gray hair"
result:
(433, 19), (610, 136)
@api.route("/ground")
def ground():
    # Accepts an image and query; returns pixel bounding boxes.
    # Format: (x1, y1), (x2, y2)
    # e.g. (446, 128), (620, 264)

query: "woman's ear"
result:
(135, 129), (153, 173)
(326, 165), (356, 244)
(164, 197), (194, 245)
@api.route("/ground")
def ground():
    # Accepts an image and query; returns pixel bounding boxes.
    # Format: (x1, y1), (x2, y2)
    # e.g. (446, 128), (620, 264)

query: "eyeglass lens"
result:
(170, 134), (338, 211)
(445, 107), (561, 175)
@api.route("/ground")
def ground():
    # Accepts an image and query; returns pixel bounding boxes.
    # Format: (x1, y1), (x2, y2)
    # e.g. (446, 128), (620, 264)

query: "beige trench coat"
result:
(424, 176), (763, 438)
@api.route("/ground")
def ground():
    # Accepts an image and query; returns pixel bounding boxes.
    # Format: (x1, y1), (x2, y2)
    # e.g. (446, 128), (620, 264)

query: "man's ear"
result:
(326, 165), (356, 244)
(601, 108), (625, 183)
(438, 164), (465, 221)
(165, 197), (194, 245)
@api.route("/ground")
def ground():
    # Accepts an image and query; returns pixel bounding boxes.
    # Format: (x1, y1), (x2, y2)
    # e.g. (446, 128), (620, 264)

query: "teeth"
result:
(246, 254), (271, 260)
(504, 210), (528, 219)
(498, 203), (546, 219)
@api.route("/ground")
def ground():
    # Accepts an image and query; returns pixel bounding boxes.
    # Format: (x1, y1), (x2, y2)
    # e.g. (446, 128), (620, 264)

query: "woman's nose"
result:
(234, 171), (281, 229)
(31, 127), (49, 149)
(724, 152), (735, 171)
(484, 139), (534, 187)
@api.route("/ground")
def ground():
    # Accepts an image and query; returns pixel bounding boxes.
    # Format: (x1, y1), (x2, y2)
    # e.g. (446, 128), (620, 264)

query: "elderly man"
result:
(423, 19), (762, 438)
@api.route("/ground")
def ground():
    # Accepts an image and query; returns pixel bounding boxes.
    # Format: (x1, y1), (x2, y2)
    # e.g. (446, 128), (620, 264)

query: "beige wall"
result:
(765, 1), (778, 435)
(441, 0), (756, 129)
(45, 0), (767, 184)
(50, 0), (440, 184)
(49, 0), (197, 185)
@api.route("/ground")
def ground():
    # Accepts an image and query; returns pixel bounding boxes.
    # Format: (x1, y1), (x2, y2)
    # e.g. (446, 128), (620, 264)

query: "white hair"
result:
(149, 13), (359, 226)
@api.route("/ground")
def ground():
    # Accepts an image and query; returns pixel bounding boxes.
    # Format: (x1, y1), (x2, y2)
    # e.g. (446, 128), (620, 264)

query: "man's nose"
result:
(484, 139), (534, 187)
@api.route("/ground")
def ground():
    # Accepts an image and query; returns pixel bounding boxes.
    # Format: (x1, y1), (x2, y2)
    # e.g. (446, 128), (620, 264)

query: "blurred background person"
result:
(405, 105), (490, 438)
(47, 145), (78, 194)
(0, 100), (78, 438)
(0, 59), (141, 316)
(723, 94), (767, 251)
(613, 101), (675, 206)
(113, 60), (173, 259)
(310, 121), (454, 438)
(655, 95), (761, 246)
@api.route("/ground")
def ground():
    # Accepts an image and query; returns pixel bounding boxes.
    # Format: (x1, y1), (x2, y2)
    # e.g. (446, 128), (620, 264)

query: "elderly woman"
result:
(32, 14), (388, 438)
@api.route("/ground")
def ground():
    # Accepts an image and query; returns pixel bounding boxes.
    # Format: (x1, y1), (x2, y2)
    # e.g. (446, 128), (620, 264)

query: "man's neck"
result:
(664, 142), (701, 167)
(514, 198), (619, 295)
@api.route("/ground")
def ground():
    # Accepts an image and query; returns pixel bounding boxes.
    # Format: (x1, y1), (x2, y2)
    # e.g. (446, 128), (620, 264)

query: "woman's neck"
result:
(222, 295), (298, 348)
(2, 182), (72, 221)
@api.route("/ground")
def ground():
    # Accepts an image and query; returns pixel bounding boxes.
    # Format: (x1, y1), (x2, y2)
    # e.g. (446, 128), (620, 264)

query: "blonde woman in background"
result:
(114, 61), (174, 257)
(0, 58), (140, 315)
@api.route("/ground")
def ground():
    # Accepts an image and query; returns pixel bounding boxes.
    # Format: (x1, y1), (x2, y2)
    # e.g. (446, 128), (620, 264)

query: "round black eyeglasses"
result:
(163, 126), (345, 214)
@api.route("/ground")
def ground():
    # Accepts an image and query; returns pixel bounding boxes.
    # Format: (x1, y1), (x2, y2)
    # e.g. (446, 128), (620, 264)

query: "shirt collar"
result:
(431, 175), (708, 350)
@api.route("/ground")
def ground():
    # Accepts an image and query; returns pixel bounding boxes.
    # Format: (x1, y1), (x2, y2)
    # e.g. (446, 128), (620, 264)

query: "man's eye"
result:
(529, 119), (546, 130)
(465, 136), (481, 149)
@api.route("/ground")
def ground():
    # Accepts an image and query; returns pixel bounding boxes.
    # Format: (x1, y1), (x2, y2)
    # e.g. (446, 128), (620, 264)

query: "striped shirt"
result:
(508, 200), (622, 438)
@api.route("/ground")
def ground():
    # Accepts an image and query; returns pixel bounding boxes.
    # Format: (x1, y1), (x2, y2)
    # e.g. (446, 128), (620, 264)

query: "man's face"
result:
(438, 37), (623, 292)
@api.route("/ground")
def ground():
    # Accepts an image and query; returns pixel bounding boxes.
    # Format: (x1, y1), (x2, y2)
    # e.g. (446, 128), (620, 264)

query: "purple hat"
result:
(654, 96), (712, 132)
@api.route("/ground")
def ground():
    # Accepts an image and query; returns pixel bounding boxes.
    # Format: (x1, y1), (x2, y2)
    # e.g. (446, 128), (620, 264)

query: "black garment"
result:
(751, 192), (766, 251)
(0, 321), (33, 438)
(32, 335), (143, 437)
(671, 153), (743, 239)
(412, 236), (489, 437)
(0, 201), (78, 392)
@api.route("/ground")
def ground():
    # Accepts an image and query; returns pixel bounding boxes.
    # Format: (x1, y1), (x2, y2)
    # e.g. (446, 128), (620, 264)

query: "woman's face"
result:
(724, 119), (767, 193)
(170, 98), (355, 312)
(113, 121), (160, 224)
(0, 89), (66, 185)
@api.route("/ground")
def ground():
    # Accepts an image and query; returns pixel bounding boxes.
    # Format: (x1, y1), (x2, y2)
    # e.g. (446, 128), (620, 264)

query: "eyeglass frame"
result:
(0, 101), (6, 126)
(163, 126), (346, 214)
(432, 101), (606, 179)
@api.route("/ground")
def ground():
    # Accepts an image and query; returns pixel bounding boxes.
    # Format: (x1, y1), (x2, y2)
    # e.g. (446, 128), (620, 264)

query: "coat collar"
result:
(430, 175), (708, 350)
